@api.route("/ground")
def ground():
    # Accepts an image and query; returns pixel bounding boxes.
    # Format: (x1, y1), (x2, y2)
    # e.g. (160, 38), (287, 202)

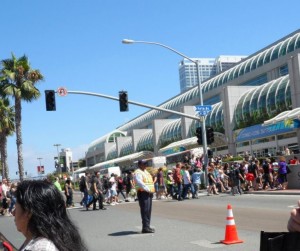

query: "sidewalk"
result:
(245, 188), (300, 196)
(195, 188), (300, 196)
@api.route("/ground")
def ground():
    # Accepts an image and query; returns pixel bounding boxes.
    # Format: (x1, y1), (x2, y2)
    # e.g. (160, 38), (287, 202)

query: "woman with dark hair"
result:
(64, 178), (73, 208)
(13, 180), (87, 251)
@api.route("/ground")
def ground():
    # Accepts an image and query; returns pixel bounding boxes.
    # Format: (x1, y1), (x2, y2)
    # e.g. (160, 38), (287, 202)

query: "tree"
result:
(78, 158), (86, 168)
(0, 54), (44, 181)
(0, 97), (15, 179)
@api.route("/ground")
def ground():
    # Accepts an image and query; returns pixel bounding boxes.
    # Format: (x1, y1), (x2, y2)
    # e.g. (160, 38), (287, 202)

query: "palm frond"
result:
(3, 69), (15, 81)
(22, 86), (41, 101)
(2, 85), (18, 97)
(1, 59), (14, 71)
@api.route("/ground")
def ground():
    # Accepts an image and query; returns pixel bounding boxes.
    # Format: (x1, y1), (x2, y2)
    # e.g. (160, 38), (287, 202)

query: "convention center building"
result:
(85, 29), (300, 172)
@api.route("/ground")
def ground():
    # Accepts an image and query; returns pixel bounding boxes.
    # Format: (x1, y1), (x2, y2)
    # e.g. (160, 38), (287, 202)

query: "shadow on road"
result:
(109, 231), (140, 236)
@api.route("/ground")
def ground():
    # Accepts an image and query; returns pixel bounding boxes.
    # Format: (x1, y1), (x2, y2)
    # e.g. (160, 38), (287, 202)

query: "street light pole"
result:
(122, 39), (209, 183)
(53, 144), (61, 173)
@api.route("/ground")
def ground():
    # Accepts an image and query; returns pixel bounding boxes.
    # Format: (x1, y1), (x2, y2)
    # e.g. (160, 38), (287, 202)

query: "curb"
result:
(244, 190), (300, 196)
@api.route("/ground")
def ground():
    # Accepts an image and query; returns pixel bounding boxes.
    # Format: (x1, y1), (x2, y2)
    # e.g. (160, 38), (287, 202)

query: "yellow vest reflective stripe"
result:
(134, 169), (155, 193)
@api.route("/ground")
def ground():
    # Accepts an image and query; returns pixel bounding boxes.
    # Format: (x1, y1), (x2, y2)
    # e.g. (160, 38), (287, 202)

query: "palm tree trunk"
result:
(0, 133), (9, 179)
(0, 132), (5, 178)
(15, 97), (24, 181)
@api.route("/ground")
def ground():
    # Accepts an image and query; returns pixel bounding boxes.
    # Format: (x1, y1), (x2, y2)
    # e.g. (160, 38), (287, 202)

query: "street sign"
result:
(57, 87), (68, 97)
(195, 105), (212, 116)
(37, 165), (45, 174)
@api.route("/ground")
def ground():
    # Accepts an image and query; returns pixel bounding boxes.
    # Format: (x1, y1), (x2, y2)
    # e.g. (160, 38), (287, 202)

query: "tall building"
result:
(179, 55), (247, 93)
(59, 148), (73, 173)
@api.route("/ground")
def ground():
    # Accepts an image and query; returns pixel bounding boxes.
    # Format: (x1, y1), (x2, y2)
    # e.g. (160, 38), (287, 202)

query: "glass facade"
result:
(240, 74), (268, 86)
(202, 32), (300, 94)
(136, 131), (154, 152)
(106, 145), (117, 160)
(119, 139), (133, 157)
(158, 119), (182, 148)
(234, 75), (291, 129)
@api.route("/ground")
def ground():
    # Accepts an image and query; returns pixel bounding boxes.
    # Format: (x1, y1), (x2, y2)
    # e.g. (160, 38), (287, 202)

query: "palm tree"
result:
(0, 97), (15, 178)
(0, 53), (44, 181)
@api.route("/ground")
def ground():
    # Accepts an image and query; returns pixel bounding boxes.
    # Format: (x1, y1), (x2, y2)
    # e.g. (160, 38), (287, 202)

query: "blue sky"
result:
(1, 0), (299, 179)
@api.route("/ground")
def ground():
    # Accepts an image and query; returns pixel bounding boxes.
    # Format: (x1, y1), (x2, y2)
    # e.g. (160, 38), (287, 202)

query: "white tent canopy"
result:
(263, 108), (300, 125)
(89, 151), (154, 171)
(73, 166), (88, 174)
(159, 137), (198, 154)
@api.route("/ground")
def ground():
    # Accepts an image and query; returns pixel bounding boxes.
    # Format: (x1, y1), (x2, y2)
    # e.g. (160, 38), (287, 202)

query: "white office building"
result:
(179, 55), (247, 92)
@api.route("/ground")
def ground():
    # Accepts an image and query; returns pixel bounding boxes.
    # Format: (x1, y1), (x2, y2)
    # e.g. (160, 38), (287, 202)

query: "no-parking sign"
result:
(57, 87), (68, 96)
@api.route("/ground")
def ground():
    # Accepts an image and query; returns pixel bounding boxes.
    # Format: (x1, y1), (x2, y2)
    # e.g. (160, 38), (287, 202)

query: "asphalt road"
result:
(0, 192), (298, 251)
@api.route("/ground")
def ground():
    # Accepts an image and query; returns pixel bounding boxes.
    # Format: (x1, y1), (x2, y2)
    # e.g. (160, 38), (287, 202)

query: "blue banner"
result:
(236, 119), (300, 142)
(161, 146), (186, 156)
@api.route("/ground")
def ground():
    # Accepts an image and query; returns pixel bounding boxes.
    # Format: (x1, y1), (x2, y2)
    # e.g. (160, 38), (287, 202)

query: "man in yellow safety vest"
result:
(134, 159), (155, 233)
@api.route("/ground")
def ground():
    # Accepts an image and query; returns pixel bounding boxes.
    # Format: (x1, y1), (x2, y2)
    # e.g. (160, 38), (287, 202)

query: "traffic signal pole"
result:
(65, 90), (202, 121)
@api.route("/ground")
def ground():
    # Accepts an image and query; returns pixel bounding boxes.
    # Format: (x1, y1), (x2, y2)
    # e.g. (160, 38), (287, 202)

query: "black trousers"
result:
(87, 193), (104, 209)
(137, 191), (153, 230)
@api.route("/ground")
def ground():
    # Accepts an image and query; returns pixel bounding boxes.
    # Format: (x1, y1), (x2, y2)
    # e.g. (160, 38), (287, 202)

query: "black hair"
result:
(16, 180), (88, 251)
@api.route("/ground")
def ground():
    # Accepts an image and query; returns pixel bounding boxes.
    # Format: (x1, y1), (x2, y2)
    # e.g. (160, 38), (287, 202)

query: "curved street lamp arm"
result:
(122, 39), (197, 64)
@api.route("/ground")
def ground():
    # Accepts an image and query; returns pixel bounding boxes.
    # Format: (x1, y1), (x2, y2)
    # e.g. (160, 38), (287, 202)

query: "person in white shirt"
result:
(109, 174), (118, 205)
(1, 179), (9, 215)
(182, 165), (193, 199)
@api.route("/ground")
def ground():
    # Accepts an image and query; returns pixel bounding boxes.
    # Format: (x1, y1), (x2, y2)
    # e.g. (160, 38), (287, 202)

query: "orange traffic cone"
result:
(221, 204), (244, 245)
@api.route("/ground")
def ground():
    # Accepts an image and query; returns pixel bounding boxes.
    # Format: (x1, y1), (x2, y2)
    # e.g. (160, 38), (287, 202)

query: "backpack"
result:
(248, 163), (256, 174)
(79, 177), (86, 192)
(123, 176), (128, 186)
(103, 178), (110, 189)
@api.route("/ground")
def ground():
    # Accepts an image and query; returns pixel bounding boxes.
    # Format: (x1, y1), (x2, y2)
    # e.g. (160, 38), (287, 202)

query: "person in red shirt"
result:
(173, 162), (183, 201)
(289, 156), (299, 165)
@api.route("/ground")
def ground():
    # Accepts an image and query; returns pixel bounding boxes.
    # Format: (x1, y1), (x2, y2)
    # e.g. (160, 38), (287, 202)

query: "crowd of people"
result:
(73, 153), (297, 207)
(165, 153), (295, 198)
(119, 153), (298, 200)
(0, 178), (17, 216)
(78, 170), (136, 210)
(0, 153), (297, 215)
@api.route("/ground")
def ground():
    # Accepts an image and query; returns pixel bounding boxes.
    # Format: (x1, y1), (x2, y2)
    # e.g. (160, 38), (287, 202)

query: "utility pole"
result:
(53, 144), (61, 173)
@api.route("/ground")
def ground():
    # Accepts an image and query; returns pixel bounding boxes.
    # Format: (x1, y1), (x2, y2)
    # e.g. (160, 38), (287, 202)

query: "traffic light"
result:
(195, 127), (202, 145)
(119, 91), (128, 112)
(206, 126), (214, 144)
(45, 90), (56, 111)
